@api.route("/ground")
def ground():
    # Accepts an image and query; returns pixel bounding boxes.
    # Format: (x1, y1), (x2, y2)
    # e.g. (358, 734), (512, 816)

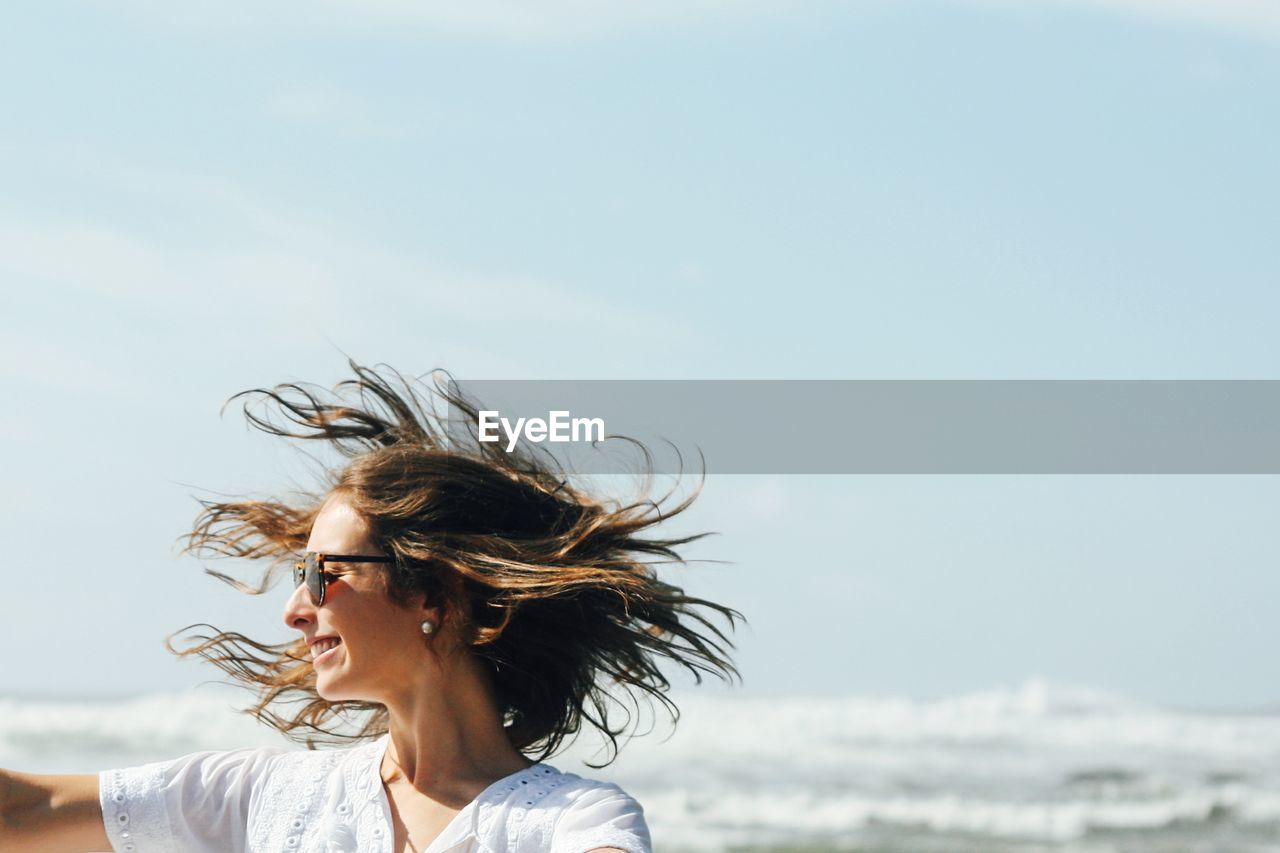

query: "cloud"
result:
(0, 150), (713, 384)
(266, 87), (417, 139)
(95, 0), (795, 42)
(0, 221), (170, 299)
(965, 0), (1280, 41)
(0, 328), (143, 398)
(0, 213), (689, 353)
(317, 0), (791, 40)
(1088, 0), (1280, 37)
(93, 0), (1280, 43)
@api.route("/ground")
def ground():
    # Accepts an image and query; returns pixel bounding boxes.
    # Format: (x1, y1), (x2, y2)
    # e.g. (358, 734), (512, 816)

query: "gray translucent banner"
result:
(443, 381), (1280, 474)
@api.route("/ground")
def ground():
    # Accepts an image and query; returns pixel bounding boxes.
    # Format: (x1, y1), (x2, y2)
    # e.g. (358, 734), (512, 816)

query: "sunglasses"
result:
(293, 551), (395, 606)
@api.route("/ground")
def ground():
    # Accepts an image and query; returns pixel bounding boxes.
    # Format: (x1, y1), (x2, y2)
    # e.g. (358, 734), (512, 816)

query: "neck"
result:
(377, 650), (532, 799)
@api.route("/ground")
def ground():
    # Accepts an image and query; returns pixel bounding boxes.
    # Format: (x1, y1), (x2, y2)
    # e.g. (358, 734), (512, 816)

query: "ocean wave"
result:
(5, 679), (1280, 848)
(0, 689), (294, 768)
(635, 784), (1280, 846)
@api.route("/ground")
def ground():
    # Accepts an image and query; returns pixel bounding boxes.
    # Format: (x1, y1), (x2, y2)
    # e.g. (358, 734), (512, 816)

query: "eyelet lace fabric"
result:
(98, 734), (651, 852)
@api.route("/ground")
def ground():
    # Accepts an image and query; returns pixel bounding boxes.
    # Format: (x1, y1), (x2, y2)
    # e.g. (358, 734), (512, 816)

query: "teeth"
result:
(311, 638), (341, 658)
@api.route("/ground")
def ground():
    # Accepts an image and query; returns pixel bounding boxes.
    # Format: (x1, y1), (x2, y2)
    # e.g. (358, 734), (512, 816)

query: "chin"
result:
(315, 675), (346, 702)
(315, 675), (366, 704)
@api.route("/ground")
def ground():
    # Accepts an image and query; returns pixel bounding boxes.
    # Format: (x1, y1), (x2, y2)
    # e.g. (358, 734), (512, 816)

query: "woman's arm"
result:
(0, 768), (110, 852)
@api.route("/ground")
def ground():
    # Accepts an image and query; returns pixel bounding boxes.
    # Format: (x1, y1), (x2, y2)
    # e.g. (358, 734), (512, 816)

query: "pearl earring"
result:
(420, 619), (436, 635)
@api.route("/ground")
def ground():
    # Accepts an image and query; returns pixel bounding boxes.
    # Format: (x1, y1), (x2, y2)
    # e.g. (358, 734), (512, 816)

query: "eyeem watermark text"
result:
(448, 380), (1280, 474)
(477, 410), (606, 452)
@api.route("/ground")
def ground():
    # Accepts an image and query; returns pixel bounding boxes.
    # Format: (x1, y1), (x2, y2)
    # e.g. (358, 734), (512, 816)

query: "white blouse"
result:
(97, 734), (651, 852)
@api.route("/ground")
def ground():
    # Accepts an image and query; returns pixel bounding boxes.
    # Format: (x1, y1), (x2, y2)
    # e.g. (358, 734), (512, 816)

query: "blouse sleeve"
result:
(550, 783), (653, 853)
(98, 746), (283, 853)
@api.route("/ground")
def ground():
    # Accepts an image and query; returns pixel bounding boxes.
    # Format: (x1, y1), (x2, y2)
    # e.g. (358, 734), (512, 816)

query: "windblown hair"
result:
(168, 361), (741, 763)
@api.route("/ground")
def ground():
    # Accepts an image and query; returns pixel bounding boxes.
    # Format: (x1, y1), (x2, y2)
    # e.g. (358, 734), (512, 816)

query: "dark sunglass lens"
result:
(305, 553), (324, 603)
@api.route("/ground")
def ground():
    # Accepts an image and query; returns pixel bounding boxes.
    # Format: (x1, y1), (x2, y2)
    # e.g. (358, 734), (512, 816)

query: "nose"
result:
(282, 579), (317, 632)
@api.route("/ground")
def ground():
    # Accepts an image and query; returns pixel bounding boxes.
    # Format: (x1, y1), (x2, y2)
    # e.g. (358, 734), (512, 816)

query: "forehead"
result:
(307, 494), (378, 552)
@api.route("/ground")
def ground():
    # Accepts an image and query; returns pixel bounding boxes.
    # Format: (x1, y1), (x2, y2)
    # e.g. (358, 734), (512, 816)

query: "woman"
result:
(0, 363), (741, 852)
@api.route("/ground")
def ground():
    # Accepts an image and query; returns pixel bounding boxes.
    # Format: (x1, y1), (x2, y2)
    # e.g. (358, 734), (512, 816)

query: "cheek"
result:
(339, 608), (409, 653)
(324, 585), (419, 654)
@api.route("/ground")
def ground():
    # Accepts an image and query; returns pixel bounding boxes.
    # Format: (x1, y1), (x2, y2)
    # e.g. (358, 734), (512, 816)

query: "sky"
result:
(1, 0), (1278, 708)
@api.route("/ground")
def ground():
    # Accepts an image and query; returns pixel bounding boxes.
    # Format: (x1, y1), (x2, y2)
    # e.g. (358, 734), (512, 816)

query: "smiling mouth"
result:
(311, 638), (342, 662)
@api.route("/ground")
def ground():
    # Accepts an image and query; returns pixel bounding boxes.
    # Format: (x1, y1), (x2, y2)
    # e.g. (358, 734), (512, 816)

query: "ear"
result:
(419, 596), (445, 630)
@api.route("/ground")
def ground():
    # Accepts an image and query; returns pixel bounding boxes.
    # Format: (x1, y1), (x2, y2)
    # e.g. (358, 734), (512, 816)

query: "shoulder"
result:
(550, 774), (643, 819)
(244, 736), (387, 849)
(242, 733), (384, 786)
(494, 766), (650, 853)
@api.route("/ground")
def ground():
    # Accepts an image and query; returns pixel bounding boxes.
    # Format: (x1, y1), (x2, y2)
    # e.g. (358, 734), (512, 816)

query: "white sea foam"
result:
(4, 680), (1279, 851)
(0, 689), (294, 771)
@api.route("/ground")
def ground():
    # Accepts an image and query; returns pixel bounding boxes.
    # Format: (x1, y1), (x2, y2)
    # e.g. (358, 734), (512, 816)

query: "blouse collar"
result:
(368, 733), (554, 852)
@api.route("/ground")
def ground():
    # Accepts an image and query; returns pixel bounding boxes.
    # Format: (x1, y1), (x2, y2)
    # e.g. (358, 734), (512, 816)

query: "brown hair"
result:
(167, 362), (741, 763)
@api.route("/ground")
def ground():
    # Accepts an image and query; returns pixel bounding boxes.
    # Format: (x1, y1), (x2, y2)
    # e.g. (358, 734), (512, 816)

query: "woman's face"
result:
(282, 493), (435, 703)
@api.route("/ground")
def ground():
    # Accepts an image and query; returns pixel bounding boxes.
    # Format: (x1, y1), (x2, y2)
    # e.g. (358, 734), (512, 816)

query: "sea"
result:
(3, 679), (1278, 852)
